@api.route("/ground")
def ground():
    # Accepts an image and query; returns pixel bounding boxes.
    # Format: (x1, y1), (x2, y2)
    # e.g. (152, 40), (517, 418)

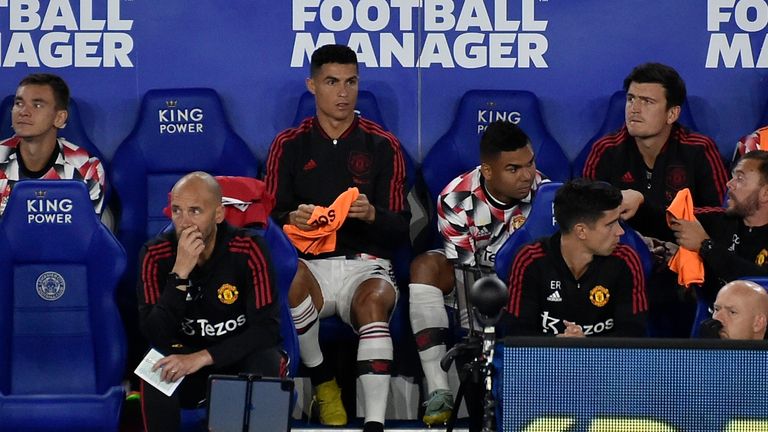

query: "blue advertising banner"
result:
(0, 1), (766, 169)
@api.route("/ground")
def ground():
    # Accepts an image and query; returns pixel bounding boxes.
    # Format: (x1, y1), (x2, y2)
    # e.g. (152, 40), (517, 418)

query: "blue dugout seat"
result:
(0, 180), (126, 432)
(573, 90), (700, 177)
(111, 87), (259, 257)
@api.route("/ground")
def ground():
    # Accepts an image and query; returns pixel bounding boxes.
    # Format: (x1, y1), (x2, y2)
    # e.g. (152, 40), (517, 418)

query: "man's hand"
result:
(670, 217), (709, 252)
(643, 235), (679, 265)
(153, 350), (214, 383)
(620, 189), (644, 220)
(289, 204), (316, 231)
(173, 225), (205, 278)
(347, 194), (375, 223)
(557, 320), (585, 338)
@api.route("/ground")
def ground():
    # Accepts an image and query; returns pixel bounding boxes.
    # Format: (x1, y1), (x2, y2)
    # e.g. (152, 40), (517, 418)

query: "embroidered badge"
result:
(756, 249), (768, 266)
(36, 271), (66, 301)
(589, 285), (610, 307)
(217, 284), (239, 304)
(511, 215), (527, 230)
(348, 151), (373, 177)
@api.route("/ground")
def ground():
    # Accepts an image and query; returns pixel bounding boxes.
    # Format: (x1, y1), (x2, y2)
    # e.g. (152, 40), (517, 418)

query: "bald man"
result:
(711, 280), (768, 340)
(137, 171), (283, 431)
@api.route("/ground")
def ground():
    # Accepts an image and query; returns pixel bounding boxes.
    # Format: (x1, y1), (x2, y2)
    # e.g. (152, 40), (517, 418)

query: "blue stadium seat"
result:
(0, 180), (126, 432)
(110, 88), (261, 415)
(110, 87), (259, 326)
(494, 182), (562, 282)
(573, 90), (700, 177)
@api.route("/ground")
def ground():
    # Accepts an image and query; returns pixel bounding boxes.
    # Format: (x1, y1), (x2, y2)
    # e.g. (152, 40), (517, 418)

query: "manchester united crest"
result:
(589, 285), (610, 307)
(757, 249), (768, 266)
(217, 284), (239, 304)
(348, 151), (372, 177)
(511, 215), (527, 230)
(665, 166), (687, 191)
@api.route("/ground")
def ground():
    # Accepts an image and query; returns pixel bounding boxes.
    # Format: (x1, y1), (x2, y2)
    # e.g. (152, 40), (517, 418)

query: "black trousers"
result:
(141, 346), (284, 432)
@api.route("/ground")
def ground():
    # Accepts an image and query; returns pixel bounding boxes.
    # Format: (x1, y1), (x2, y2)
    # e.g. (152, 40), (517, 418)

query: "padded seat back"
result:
(0, 180), (126, 431)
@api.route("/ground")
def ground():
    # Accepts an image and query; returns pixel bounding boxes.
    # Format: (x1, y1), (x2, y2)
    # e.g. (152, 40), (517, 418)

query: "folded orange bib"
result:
(666, 188), (704, 288)
(283, 187), (360, 255)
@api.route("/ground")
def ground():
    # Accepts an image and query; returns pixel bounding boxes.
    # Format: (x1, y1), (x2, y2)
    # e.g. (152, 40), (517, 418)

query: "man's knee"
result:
(351, 280), (396, 326)
(410, 252), (454, 294)
(288, 261), (321, 309)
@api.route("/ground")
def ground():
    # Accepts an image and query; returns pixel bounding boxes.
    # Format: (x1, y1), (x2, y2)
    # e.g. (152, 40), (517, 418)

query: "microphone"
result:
(469, 276), (508, 328)
(698, 318), (723, 339)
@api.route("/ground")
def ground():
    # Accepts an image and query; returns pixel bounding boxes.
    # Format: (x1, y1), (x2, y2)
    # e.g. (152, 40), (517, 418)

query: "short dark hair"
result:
(479, 121), (531, 162)
(18, 73), (69, 111)
(741, 150), (768, 185)
(554, 178), (623, 233)
(310, 44), (358, 77)
(623, 63), (686, 109)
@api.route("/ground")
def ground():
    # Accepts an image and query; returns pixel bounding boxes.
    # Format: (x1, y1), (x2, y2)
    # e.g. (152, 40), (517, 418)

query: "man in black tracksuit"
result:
(583, 63), (729, 337)
(137, 172), (282, 431)
(505, 179), (648, 337)
(264, 44), (409, 432)
(582, 63), (728, 242)
(672, 150), (768, 305)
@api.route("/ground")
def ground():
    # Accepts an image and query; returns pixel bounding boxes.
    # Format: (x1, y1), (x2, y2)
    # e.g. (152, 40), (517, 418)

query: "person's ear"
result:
(754, 313), (767, 332)
(306, 77), (316, 95)
(215, 204), (225, 224)
(53, 109), (68, 129)
(666, 105), (681, 125)
(480, 163), (492, 181)
(574, 223), (588, 240)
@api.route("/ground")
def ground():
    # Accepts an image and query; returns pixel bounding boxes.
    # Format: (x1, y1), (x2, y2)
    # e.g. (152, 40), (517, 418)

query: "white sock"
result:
(357, 321), (392, 424)
(409, 283), (450, 394)
(290, 296), (323, 368)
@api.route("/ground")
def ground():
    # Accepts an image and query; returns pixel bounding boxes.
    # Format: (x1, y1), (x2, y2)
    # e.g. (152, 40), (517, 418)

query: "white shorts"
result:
(301, 255), (398, 327)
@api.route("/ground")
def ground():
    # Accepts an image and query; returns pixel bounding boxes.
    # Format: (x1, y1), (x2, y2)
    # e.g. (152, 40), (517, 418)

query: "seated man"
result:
(0, 73), (105, 215)
(137, 172), (283, 432)
(671, 150), (768, 301)
(505, 179), (648, 337)
(583, 63), (727, 241)
(583, 63), (728, 336)
(706, 280), (768, 340)
(408, 120), (547, 426)
(265, 44), (409, 432)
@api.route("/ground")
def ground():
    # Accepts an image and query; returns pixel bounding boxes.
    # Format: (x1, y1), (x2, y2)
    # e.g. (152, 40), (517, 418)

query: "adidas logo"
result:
(621, 171), (635, 183)
(546, 291), (562, 302)
(303, 159), (318, 171)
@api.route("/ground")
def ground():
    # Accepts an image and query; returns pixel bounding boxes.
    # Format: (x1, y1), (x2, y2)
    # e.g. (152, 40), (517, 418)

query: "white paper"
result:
(134, 348), (184, 397)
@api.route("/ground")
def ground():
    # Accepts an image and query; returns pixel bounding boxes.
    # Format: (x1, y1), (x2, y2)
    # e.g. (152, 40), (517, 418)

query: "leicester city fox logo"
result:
(36, 271), (66, 301)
